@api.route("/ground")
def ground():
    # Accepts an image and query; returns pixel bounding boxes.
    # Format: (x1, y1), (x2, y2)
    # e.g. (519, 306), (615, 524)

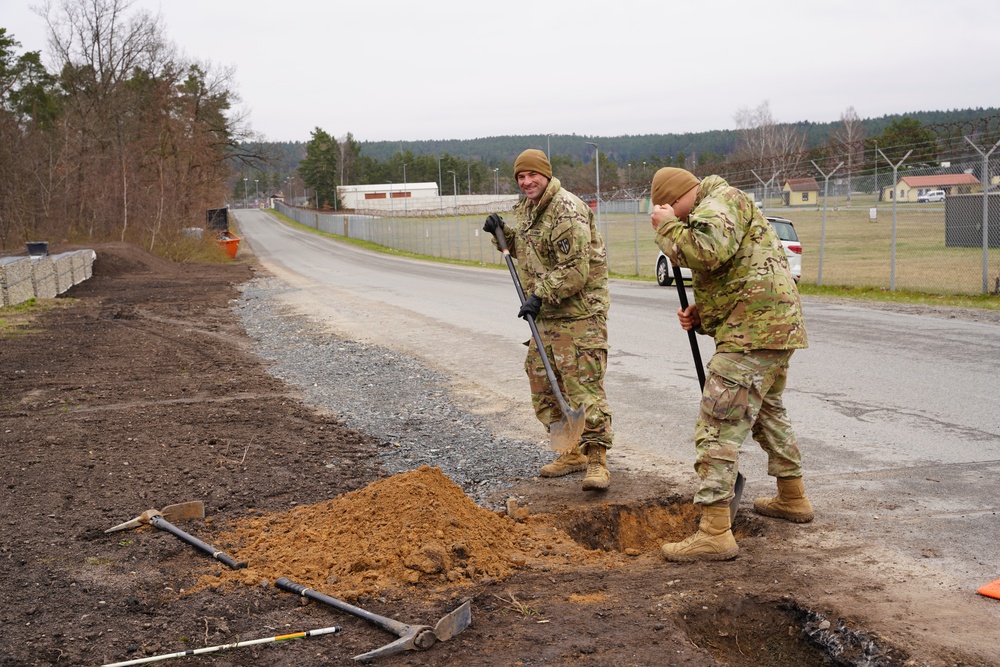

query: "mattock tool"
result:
(105, 500), (247, 570)
(275, 577), (472, 662)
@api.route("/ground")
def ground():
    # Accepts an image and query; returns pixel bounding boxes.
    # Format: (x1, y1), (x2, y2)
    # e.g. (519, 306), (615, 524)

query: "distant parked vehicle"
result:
(655, 251), (691, 286)
(655, 216), (801, 285)
(766, 216), (802, 282)
(918, 190), (946, 203)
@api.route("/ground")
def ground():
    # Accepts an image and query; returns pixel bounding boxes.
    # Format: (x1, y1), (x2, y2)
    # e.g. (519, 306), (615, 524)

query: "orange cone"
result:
(978, 579), (1000, 600)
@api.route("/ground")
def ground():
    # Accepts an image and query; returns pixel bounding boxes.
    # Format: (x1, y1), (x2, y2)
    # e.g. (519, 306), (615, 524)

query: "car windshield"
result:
(768, 220), (798, 242)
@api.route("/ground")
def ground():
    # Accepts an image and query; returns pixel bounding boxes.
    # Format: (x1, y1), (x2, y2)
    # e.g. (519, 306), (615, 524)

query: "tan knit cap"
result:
(513, 149), (552, 179)
(651, 167), (700, 206)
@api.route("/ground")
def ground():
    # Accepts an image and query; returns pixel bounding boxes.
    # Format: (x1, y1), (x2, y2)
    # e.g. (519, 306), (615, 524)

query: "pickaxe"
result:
(275, 577), (471, 662)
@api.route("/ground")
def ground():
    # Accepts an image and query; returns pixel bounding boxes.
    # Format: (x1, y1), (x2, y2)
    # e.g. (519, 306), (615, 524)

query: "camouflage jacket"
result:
(653, 175), (807, 352)
(499, 177), (610, 322)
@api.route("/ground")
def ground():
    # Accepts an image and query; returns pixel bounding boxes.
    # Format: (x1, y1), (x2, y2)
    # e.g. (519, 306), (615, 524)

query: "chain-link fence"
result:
(274, 137), (1000, 296)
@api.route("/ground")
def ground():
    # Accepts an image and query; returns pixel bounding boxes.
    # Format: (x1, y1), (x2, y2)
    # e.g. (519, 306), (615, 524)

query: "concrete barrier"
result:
(0, 249), (96, 306)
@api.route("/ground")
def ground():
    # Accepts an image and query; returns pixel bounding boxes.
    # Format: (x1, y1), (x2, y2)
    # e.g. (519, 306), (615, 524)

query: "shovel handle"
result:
(275, 577), (409, 637)
(672, 265), (706, 389)
(149, 516), (247, 570)
(492, 228), (574, 419)
(672, 264), (744, 519)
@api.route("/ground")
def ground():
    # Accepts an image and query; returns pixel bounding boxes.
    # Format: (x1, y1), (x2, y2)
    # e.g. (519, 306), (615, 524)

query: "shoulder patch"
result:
(557, 238), (571, 255)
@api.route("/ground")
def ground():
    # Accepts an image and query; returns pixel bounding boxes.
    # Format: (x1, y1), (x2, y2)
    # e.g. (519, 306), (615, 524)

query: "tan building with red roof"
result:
(882, 173), (981, 203)
(782, 177), (820, 206)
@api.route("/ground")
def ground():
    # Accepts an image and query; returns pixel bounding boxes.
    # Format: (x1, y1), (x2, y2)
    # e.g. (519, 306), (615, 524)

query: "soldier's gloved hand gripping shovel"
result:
(492, 227), (586, 453)
(672, 264), (746, 522)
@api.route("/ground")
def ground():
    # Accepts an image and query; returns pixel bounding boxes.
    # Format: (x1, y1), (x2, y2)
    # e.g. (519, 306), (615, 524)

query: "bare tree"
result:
(831, 106), (865, 205)
(733, 100), (805, 186)
(1, 0), (246, 251)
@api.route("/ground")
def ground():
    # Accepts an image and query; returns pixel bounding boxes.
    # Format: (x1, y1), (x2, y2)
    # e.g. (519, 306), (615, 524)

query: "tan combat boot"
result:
(661, 505), (739, 562)
(753, 477), (814, 523)
(539, 449), (588, 478)
(581, 444), (610, 491)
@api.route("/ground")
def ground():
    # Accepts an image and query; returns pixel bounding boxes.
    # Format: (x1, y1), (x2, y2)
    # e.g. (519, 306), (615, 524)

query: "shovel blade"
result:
(104, 501), (205, 533)
(161, 500), (205, 522)
(432, 600), (472, 642)
(548, 407), (587, 453)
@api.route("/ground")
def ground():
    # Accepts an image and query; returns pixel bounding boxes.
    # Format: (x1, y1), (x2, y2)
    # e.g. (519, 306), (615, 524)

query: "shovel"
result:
(491, 227), (586, 453)
(672, 264), (745, 522)
(105, 501), (247, 570)
(276, 577), (472, 662)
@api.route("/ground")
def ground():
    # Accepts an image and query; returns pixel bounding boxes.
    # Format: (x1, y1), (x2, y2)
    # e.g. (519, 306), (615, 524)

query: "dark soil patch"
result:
(0, 243), (983, 667)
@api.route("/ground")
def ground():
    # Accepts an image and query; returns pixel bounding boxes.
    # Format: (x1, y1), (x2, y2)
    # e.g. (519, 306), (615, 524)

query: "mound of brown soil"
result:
(210, 466), (602, 600)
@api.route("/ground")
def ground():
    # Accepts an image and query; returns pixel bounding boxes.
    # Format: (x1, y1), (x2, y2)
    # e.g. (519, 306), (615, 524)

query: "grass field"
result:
(279, 194), (1000, 297)
(599, 197), (1000, 296)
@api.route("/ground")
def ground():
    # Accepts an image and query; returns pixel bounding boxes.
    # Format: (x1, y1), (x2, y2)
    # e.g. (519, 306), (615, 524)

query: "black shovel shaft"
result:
(148, 515), (247, 570)
(275, 577), (407, 636)
(672, 265), (706, 390)
(492, 228), (573, 418)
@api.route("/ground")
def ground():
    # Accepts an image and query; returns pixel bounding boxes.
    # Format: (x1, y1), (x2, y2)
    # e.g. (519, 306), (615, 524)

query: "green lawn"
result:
(278, 197), (1000, 299)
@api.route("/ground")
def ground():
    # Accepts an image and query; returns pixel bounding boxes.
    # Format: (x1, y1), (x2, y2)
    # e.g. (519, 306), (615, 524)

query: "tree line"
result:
(0, 1), (259, 254)
(3, 1), (996, 250)
(285, 103), (999, 210)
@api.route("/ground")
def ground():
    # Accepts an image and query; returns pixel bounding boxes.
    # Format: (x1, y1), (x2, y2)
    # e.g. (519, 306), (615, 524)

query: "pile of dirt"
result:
(211, 466), (606, 599)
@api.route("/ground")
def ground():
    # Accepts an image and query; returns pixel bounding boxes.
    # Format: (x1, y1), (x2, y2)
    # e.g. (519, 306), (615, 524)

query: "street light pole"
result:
(437, 156), (443, 214)
(586, 142), (603, 249)
(254, 179), (259, 206)
(402, 163), (407, 214)
(448, 170), (458, 259)
(493, 168), (499, 195)
(243, 177), (248, 209)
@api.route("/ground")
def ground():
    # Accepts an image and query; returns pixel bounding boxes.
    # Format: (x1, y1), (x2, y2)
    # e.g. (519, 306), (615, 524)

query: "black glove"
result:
(518, 294), (542, 320)
(483, 213), (505, 235)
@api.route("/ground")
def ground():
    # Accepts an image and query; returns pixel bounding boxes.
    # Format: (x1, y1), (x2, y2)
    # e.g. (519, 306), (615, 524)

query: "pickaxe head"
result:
(353, 600), (472, 662)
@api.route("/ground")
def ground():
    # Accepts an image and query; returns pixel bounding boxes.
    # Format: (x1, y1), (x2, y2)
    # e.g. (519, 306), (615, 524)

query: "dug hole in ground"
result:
(0, 242), (995, 667)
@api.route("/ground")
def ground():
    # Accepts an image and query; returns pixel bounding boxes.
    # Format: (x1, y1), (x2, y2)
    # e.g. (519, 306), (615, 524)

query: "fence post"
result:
(964, 136), (1000, 293)
(811, 160), (844, 286)
(878, 148), (912, 291)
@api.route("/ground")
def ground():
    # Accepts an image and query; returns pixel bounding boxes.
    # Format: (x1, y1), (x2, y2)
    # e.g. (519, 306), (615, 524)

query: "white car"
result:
(917, 190), (945, 203)
(655, 251), (691, 286)
(766, 216), (802, 282)
(656, 216), (802, 285)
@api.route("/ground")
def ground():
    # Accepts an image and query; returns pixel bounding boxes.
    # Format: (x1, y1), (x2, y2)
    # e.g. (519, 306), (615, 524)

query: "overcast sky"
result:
(4, 0), (999, 144)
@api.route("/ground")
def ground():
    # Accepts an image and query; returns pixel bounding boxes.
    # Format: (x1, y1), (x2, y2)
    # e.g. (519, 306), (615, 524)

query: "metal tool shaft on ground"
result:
(491, 227), (586, 453)
(275, 576), (471, 662)
(672, 264), (746, 522)
(98, 625), (341, 666)
(104, 501), (246, 570)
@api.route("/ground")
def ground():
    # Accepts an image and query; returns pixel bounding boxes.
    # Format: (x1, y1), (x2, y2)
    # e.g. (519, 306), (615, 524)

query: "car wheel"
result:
(656, 256), (673, 286)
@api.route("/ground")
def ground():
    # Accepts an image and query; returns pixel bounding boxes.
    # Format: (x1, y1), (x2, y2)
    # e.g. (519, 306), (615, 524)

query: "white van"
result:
(918, 190), (945, 203)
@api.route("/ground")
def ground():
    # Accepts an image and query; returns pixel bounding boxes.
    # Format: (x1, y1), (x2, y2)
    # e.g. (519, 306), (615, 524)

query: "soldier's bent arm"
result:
(534, 215), (591, 304)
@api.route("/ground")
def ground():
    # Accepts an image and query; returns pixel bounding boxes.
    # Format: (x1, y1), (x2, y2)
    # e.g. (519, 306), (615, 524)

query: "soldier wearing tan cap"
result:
(483, 149), (614, 491)
(649, 167), (813, 562)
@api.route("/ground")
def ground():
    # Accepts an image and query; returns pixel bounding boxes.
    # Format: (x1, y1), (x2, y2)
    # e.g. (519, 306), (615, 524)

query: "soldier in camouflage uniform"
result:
(648, 167), (813, 562)
(483, 149), (613, 491)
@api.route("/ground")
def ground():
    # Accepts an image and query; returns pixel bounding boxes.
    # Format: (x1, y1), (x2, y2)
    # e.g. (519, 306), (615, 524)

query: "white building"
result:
(337, 182), (438, 210)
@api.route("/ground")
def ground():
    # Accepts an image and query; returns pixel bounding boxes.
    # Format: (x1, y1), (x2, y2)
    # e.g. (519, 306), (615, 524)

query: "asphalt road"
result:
(235, 209), (1000, 597)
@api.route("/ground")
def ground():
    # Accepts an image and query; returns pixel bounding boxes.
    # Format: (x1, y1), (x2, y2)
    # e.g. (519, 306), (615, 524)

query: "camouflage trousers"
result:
(525, 316), (613, 450)
(692, 349), (803, 507)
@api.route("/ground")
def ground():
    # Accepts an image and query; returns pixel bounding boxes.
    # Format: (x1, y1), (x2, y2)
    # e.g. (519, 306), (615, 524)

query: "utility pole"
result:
(586, 142), (604, 254)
